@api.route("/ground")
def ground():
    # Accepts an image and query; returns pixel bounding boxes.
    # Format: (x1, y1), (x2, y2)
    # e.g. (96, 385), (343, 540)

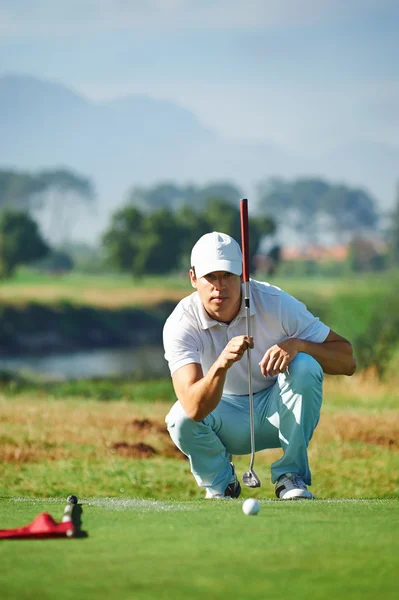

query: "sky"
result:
(1, 0), (399, 155)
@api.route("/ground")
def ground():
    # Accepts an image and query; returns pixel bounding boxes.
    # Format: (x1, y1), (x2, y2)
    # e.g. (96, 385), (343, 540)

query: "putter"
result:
(240, 198), (261, 488)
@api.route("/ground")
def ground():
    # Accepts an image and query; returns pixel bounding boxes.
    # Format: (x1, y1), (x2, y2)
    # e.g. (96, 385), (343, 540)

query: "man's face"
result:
(190, 269), (242, 323)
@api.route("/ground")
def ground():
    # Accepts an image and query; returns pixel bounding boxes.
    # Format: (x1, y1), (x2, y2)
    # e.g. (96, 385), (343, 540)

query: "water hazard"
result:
(0, 345), (169, 381)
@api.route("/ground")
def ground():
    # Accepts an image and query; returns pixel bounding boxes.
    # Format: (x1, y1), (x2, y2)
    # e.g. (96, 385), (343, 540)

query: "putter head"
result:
(242, 470), (261, 488)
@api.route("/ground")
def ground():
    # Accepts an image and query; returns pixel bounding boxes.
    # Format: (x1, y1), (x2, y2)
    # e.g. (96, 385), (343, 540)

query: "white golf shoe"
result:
(275, 473), (316, 500)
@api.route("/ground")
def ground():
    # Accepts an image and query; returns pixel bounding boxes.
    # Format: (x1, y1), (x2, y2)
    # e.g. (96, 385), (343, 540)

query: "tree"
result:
(322, 185), (379, 241)
(0, 210), (49, 278)
(136, 208), (183, 275)
(0, 168), (95, 244)
(257, 177), (379, 244)
(35, 249), (75, 273)
(127, 183), (183, 213)
(204, 198), (275, 266)
(204, 197), (242, 241)
(103, 196), (276, 277)
(103, 206), (183, 276)
(347, 237), (386, 272)
(102, 205), (144, 274)
(0, 169), (45, 210)
(174, 204), (210, 267)
(125, 181), (244, 213)
(195, 182), (243, 211)
(35, 168), (95, 243)
(256, 178), (297, 228)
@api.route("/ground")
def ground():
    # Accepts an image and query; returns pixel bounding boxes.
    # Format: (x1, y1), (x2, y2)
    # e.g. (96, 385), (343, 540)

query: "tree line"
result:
(0, 167), (398, 278)
(102, 200), (275, 276)
(0, 168), (94, 244)
(256, 177), (379, 243)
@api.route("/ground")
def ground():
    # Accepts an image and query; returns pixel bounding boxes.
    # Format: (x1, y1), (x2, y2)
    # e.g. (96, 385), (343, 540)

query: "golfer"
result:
(163, 232), (356, 499)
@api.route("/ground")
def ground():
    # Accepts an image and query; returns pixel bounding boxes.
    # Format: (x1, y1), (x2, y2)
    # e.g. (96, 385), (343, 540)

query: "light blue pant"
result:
(165, 353), (323, 496)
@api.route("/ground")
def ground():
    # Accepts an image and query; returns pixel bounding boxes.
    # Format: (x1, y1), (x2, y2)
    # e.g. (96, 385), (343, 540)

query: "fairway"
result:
(0, 497), (398, 600)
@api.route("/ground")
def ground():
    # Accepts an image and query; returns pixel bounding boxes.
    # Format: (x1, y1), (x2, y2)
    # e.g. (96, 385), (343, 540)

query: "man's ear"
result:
(189, 268), (197, 288)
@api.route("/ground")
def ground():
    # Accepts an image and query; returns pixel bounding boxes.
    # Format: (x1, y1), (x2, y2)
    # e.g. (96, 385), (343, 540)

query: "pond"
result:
(0, 345), (169, 381)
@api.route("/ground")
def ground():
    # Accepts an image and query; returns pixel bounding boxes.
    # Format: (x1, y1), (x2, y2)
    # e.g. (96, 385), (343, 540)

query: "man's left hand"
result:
(259, 338), (301, 378)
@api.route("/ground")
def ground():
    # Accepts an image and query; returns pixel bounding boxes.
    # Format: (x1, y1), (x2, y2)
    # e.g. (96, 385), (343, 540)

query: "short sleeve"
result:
(280, 291), (330, 343)
(163, 321), (201, 375)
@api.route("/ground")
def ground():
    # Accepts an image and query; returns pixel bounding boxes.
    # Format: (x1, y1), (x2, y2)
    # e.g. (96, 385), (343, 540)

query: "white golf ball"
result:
(242, 498), (260, 516)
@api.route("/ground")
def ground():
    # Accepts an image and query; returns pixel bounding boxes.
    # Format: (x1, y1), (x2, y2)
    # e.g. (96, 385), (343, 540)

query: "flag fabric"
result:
(0, 512), (75, 539)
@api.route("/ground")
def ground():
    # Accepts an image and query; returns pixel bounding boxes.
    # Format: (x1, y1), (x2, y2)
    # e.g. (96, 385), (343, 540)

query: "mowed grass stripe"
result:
(0, 498), (398, 600)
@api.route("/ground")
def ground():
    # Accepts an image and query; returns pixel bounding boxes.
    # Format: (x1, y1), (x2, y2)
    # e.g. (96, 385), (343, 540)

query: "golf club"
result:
(240, 198), (261, 488)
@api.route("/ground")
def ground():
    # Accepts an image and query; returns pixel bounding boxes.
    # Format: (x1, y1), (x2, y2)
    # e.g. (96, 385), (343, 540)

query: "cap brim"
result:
(195, 260), (242, 279)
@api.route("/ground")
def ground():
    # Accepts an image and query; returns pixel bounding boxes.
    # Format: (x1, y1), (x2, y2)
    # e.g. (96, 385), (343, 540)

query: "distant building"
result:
(254, 237), (387, 275)
(280, 244), (349, 262)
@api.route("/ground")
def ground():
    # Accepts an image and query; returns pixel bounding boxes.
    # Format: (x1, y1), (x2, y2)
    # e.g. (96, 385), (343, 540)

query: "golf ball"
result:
(67, 495), (78, 504)
(242, 498), (260, 516)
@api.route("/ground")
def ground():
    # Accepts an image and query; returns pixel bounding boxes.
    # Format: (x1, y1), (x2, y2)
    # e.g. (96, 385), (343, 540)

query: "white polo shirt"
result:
(163, 280), (330, 396)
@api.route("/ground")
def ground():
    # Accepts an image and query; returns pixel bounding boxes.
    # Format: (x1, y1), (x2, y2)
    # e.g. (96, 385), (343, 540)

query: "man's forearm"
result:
(185, 360), (228, 422)
(297, 339), (356, 375)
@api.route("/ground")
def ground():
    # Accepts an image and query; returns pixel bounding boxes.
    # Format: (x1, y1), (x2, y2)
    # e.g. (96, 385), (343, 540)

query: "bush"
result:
(304, 286), (399, 377)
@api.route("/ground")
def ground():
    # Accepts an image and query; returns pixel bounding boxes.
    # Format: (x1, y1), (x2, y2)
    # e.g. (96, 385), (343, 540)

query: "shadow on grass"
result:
(72, 504), (88, 539)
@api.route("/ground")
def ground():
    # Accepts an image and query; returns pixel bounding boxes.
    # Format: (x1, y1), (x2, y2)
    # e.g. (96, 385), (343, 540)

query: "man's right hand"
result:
(171, 335), (254, 421)
(217, 335), (254, 370)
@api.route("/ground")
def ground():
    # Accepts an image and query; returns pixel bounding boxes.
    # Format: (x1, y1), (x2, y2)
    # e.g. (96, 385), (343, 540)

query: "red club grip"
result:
(240, 198), (250, 282)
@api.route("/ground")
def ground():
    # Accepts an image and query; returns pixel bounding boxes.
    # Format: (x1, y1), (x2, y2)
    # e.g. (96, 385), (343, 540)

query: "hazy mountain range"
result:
(0, 74), (398, 242)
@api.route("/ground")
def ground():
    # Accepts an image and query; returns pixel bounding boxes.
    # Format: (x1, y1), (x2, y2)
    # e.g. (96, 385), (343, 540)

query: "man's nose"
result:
(214, 277), (225, 289)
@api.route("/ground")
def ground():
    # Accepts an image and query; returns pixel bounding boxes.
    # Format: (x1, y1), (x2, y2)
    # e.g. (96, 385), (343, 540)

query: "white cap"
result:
(190, 232), (242, 279)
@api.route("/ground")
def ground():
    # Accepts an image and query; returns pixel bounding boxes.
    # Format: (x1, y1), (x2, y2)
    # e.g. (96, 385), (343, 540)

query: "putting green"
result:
(0, 497), (398, 599)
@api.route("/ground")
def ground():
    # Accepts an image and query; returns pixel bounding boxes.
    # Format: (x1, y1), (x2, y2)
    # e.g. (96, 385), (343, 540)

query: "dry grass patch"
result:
(0, 286), (187, 308)
(317, 411), (399, 448)
(0, 439), (63, 463)
(0, 396), (179, 464)
(323, 368), (399, 409)
(1, 385), (397, 470)
(1, 390), (398, 498)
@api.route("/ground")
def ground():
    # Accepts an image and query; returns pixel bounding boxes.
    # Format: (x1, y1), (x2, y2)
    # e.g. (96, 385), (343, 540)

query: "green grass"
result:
(2, 267), (193, 290)
(0, 269), (398, 597)
(0, 497), (398, 600)
(9, 266), (399, 291)
(0, 376), (175, 402)
(2, 267), (397, 302)
(0, 373), (398, 598)
(0, 255), (398, 598)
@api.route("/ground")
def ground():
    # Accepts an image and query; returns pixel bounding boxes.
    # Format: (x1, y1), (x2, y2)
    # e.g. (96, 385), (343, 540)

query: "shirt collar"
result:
(196, 281), (256, 330)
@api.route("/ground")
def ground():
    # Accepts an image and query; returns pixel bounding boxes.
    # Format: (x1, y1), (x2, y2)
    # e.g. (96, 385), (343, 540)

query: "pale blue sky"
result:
(1, 0), (399, 153)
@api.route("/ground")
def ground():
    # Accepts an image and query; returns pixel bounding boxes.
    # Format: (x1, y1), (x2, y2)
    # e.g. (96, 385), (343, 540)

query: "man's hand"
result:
(218, 335), (254, 370)
(259, 338), (301, 378)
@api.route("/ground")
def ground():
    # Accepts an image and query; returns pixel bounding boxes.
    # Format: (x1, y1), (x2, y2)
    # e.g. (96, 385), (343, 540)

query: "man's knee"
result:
(165, 402), (202, 448)
(279, 353), (323, 400)
(288, 352), (323, 382)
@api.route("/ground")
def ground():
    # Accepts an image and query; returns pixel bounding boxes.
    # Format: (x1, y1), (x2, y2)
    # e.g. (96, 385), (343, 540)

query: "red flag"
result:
(0, 512), (75, 539)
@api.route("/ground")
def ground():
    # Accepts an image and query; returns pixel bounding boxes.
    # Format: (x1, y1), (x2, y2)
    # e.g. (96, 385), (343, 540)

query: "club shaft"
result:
(244, 280), (255, 469)
(240, 198), (256, 469)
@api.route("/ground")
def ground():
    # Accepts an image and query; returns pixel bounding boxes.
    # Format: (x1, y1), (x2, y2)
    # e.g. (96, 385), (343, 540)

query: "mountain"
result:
(0, 74), (398, 241)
